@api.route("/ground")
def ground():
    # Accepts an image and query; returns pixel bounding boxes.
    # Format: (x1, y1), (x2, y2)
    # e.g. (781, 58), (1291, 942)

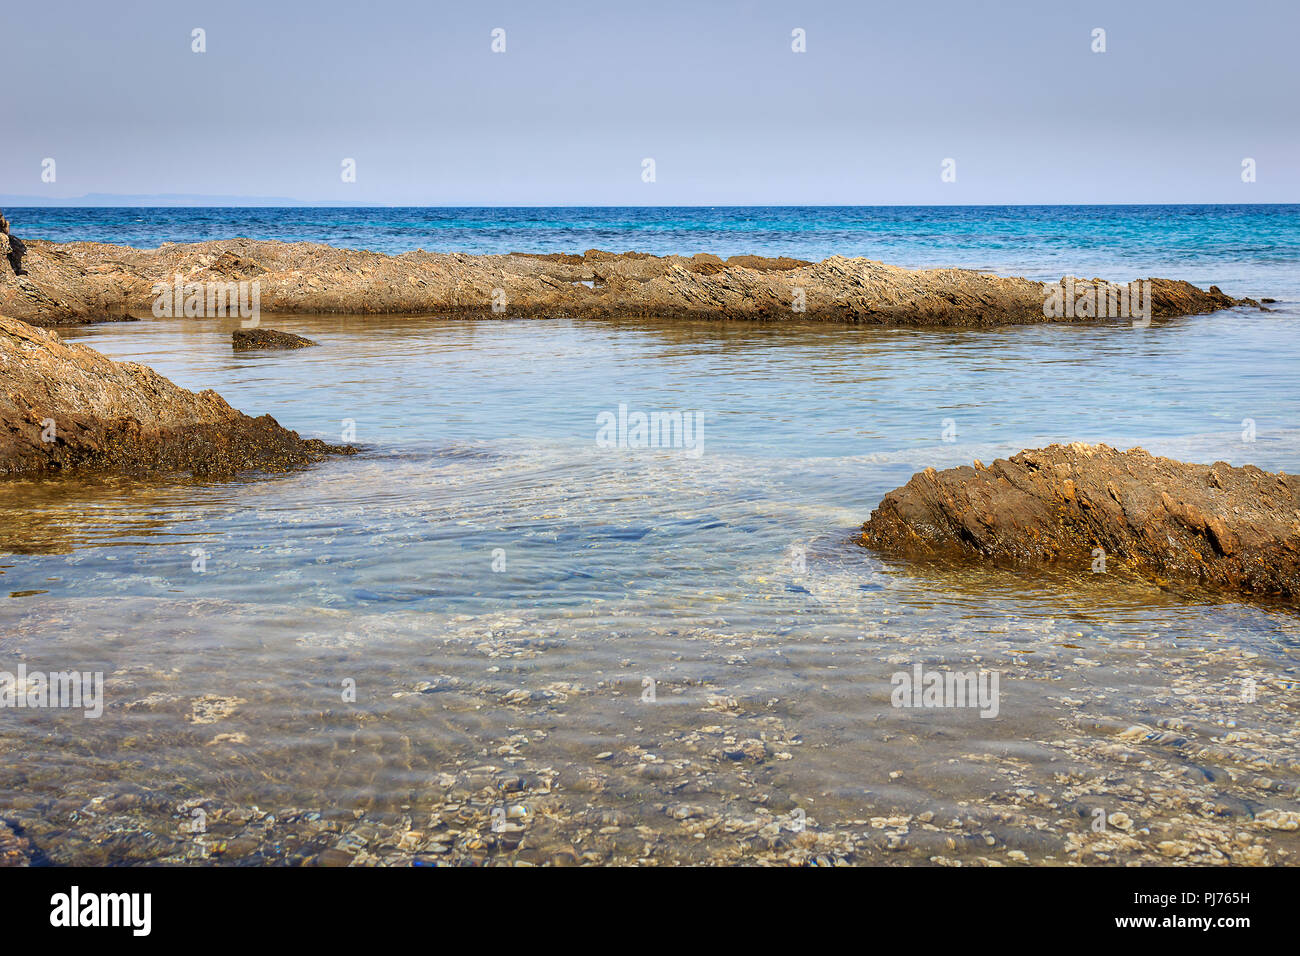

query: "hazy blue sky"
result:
(4, 0), (1297, 204)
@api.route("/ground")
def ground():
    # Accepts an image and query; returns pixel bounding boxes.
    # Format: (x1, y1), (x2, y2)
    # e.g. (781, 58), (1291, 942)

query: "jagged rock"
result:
(0, 209), (26, 277)
(0, 212), (1260, 327)
(858, 443), (1300, 601)
(209, 250), (266, 278)
(0, 312), (352, 478)
(232, 328), (317, 351)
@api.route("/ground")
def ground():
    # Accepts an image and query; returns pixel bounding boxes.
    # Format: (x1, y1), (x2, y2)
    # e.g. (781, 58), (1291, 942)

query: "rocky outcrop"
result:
(0, 313), (351, 478)
(0, 211), (1258, 327)
(0, 211), (25, 276)
(232, 328), (317, 350)
(858, 444), (1300, 601)
(0, 212), (137, 325)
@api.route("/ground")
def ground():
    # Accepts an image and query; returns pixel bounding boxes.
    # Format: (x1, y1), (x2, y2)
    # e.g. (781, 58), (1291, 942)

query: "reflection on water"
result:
(0, 310), (1297, 865)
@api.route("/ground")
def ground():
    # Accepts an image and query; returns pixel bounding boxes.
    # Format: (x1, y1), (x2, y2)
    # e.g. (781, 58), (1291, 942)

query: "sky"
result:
(3, 0), (1297, 205)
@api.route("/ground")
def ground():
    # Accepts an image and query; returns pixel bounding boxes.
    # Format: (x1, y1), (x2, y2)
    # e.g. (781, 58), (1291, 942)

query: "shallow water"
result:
(1, 301), (1297, 865)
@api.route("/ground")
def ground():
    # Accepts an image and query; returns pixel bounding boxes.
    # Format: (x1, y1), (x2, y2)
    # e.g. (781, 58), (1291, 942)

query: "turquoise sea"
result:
(13, 203), (1300, 295)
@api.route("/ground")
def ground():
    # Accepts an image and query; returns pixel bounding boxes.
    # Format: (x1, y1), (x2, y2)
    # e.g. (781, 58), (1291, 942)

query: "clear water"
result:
(1, 206), (1297, 866)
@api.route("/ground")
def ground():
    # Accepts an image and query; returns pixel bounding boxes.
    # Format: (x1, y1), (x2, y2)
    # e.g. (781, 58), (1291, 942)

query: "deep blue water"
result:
(11, 204), (1300, 297)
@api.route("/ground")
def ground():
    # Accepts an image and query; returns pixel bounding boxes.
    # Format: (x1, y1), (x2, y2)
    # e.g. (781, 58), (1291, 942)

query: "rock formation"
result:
(0, 313), (351, 478)
(858, 443), (1300, 601)
(232, 328), (317, 350)
(0, 210), (26, 276)
(0, 211), (1258, 328)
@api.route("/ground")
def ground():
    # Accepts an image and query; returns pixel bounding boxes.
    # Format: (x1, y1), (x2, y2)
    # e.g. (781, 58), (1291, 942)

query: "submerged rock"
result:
(0, 313), (352, 478)
(858, 443), (1300, 601)
(232, 328), (317, 350)
(0, 210), (1259, 327)
(0, 821), (32, 867)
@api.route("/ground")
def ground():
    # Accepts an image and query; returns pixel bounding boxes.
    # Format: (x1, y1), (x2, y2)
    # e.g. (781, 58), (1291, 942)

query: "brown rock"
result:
(0, 212), (1260, 328)
(209, 250), (266, 278)
(232, 328), (317, 351)
(0, 210), (26, 277)
(0, 312), (351, 478)
(858, 443), (1300, 601)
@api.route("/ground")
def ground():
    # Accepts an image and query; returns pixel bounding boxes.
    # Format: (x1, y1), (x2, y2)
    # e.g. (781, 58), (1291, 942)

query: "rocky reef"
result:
(0, 313), (351, 478)
(859, 443), (1300, 602)
(0, 211), (1257, 327)
(232, 328), (317, 350)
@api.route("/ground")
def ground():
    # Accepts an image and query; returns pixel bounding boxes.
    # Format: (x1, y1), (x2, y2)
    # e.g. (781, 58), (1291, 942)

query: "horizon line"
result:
(5, 200), (1298, 210)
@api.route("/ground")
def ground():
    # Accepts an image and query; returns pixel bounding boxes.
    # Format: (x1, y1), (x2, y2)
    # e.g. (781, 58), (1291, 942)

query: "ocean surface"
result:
(1, 205), (1297, 866)
(13, 204), (1300, 297)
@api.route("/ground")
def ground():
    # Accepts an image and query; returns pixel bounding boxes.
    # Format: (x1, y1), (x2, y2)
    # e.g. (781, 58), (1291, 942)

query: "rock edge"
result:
(858, 443), (1300, 601)
(0, 211), (1261, 327)
(1, 312), (351, 478)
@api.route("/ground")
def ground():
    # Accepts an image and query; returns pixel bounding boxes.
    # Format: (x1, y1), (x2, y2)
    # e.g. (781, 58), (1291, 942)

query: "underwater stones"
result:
(0, 821), (32, 866)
